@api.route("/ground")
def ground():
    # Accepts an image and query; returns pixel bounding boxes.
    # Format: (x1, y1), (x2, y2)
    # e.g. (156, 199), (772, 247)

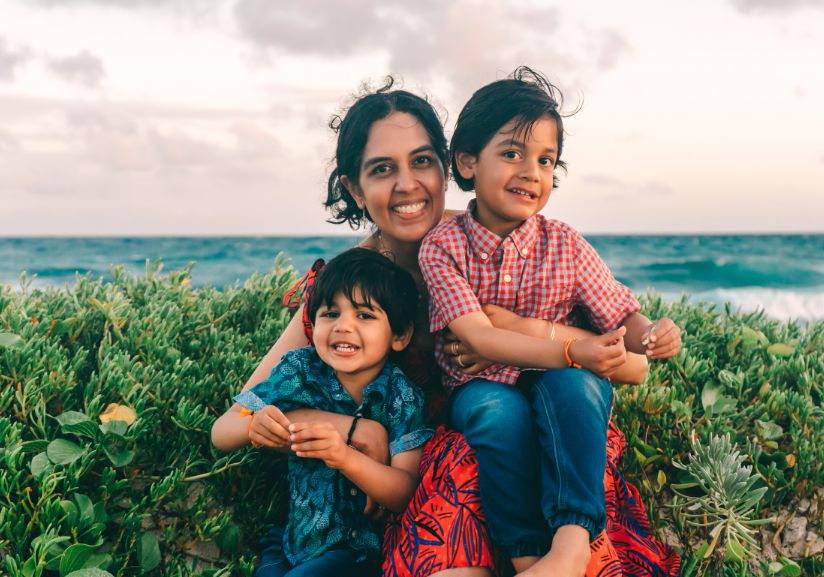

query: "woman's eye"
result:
(370, 164), (392, 176)
(413, 155), (433, 167)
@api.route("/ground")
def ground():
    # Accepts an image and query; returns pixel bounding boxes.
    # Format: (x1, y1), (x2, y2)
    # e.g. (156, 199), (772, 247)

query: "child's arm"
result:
(449, 312), (628, 377)
(476, 304), (648, 385)
(288, 422), (420, 513)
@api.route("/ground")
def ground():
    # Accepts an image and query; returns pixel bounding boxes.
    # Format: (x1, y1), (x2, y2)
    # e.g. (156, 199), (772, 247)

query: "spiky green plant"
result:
(672, 433), (773, 563)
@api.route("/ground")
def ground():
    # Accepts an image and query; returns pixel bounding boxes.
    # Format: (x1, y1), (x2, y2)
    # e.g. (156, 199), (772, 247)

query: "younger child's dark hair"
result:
(325, 77), (449, 229)
(451, 66), (571, 191)
(306, 248), (419, 337)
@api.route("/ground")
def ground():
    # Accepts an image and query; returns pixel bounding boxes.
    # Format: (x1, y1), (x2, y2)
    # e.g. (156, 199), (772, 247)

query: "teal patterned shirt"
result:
(234, 346), (433, 564)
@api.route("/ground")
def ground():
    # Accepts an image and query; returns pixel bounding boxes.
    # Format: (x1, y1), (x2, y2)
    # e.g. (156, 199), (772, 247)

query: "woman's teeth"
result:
(393, 201), (426, 214)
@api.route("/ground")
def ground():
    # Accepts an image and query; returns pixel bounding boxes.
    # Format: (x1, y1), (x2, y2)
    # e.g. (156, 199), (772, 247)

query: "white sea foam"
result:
(686, 288), (824, 322)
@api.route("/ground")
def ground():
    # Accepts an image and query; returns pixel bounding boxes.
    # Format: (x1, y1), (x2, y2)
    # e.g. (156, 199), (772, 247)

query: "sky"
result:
(1, 0), (823, 236)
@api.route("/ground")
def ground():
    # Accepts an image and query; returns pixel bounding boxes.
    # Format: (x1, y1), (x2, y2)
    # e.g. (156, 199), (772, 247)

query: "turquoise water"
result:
(1, 235), (823, 321)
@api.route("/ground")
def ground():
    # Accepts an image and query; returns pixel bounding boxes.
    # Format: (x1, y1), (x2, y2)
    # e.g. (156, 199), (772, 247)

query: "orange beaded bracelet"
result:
(240, 407), (262, 448)
(563, 337), (582, 368)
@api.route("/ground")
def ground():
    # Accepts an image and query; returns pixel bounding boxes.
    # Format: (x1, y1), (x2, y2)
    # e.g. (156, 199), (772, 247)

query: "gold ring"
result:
(456, 354), (467, 368)
(451, 342), (459, 356)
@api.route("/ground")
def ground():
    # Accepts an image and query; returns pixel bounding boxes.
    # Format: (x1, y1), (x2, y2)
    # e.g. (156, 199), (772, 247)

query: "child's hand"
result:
(289, 422), (352, 470)
(570, 327), (627, 378)
(249, 405), (292, 449)
(642, 318), (682, 359)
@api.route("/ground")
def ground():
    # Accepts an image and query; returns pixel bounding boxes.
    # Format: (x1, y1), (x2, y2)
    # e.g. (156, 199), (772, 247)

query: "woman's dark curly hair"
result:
(324, 77), (449, 229)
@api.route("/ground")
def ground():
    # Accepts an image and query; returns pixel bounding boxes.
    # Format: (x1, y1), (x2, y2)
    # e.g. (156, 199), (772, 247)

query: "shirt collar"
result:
(307, 346), (393, 408)
(464, 199), (539, 259)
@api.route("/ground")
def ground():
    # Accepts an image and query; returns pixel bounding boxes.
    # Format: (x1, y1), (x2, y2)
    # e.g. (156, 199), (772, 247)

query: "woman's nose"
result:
(394, 166), (418, 192)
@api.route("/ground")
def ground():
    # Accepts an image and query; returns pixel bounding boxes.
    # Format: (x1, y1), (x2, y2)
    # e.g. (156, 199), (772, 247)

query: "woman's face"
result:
(344, 112), (446, 245)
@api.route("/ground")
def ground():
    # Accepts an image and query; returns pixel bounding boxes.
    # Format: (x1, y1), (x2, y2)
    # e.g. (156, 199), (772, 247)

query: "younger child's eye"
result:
(357, 312), (377, 320)
(319, 310), (339, 318)
(503, 150), (519, 160)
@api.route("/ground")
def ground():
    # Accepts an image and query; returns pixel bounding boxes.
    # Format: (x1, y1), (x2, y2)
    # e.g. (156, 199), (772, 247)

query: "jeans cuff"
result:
(549, 512), (603, 542)
(500, 537), (551, 559)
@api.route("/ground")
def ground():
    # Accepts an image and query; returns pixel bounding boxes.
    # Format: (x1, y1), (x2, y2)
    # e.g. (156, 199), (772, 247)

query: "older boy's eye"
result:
(539, 156), (555, 167)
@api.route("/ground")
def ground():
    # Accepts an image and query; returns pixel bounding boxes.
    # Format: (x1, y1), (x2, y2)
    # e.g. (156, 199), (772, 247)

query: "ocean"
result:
(1, 235), (823, 322)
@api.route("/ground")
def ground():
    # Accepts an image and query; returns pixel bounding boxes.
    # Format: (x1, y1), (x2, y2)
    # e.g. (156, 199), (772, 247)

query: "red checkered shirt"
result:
(419, 200), (640, 388)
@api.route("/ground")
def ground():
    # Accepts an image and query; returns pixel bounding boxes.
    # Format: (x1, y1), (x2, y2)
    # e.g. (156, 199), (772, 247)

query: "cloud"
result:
(639, 181), (674, 196)
(731, 0), (823, 12)
(0, 37), (31, 82)
(582, 173), (624, 187)
(46, 51), (105, 88)
(232, 1), (632, 104)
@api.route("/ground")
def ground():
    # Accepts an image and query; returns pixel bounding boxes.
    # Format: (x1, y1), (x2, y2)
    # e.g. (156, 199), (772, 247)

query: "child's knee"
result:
(452, 380), (532, 438)
(533, 369), (612, 417)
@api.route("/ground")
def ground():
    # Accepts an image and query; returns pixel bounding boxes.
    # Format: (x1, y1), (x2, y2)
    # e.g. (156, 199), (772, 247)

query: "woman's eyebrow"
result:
(362, 145), (435, 169)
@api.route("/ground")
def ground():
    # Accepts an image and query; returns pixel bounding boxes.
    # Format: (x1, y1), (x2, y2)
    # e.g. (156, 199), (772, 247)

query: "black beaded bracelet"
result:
(346, 413), (363, 447)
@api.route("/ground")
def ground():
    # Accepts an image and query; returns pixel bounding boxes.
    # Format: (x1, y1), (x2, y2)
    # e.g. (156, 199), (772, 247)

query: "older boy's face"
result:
(313, 289), (407, 391)
(458, 116), (558, 238)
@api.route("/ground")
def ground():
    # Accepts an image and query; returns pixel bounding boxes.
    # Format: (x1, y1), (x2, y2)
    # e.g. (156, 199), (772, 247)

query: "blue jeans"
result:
(449, 369), (613, 558)
(255, 528), (379, 577)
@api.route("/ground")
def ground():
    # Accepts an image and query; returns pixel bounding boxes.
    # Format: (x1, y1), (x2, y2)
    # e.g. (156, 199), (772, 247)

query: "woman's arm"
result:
(211, 305), (389, 460)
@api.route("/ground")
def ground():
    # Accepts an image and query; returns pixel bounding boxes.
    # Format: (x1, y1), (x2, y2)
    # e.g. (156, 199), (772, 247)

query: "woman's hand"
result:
(249, 405), (292, 450)
(443, 329), (494, 375)
(350, 418), (389, 465)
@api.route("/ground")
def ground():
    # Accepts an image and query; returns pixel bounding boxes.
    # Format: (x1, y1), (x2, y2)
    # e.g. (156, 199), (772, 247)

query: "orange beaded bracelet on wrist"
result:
(563, 337), (582, 368)
(239, 407), (262, 448)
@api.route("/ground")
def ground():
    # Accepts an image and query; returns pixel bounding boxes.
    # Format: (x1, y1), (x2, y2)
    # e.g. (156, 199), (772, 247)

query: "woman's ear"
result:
(391, 324), (414, 352)
(340, 175), (365, 209)
(454, 152), (477, 181)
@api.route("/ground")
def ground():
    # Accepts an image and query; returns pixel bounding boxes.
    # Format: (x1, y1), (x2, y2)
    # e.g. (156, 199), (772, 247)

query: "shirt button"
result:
(522, 248), (529, 256)
(350, 488), (358, 496)
(351, 530), (358, 539)
(503, 274), (512, 283)
(480, 252), (489, 260)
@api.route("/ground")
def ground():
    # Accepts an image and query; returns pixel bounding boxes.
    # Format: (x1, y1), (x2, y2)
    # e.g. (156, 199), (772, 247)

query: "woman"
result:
(216, 79), (678, 577)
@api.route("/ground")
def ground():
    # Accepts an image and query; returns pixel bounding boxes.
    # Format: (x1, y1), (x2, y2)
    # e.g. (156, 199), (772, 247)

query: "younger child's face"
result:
(456, 115), (558, 238)
(313, 288), (411, 387)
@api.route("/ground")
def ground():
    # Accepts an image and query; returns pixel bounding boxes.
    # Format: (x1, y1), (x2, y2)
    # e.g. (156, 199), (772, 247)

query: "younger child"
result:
(419, 67), (682, 576)
(212, 248), (433, 577)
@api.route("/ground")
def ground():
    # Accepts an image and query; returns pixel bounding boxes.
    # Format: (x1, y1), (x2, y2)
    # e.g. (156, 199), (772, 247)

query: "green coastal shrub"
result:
(1, 261), (821, 576)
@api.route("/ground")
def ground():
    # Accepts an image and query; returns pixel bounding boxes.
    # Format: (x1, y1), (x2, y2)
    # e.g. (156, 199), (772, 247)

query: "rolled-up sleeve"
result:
(232, 349), (314, 412)
(386, 372), (433, 456)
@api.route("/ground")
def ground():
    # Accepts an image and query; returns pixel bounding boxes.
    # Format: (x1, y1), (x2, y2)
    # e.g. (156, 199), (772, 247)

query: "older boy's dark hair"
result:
(450, 66), (570, 191)
(306, 248), (419, 337)
(325, 77), (449, 229)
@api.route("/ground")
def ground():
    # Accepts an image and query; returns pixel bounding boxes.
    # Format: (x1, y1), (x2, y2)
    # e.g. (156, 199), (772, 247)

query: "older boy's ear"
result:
(454, 152), (477, 181)
(391, 324), (414, 352)
(340, 175), (366, 209)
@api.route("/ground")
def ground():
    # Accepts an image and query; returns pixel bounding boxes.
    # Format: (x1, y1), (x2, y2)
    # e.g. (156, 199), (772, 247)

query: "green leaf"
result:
(59, 500), (78, 526)
(60, 543), (96, 577)
(103, 445), (135, 467)
(0, 332), (24, 349)
(138, 533), (161, 572)
(701, 383), (721, 410)
(72, 494), (95, 526)
(30, 452), (51, 476)
(767, 343), (795, 357)
(775, 560), (802, 577)
(20, 440), (49, 454)
(756, 420), (784, 441)
(56, 411), (91, 426)
(47, 439), (85, 465)
(740, 326), (768, 346)
(724, 535), (746, 561)
(63, 420), (101, 439)
(65, 569), (114, 577)
(215, 523), (240, 554)
(100, 421), (128, 436)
